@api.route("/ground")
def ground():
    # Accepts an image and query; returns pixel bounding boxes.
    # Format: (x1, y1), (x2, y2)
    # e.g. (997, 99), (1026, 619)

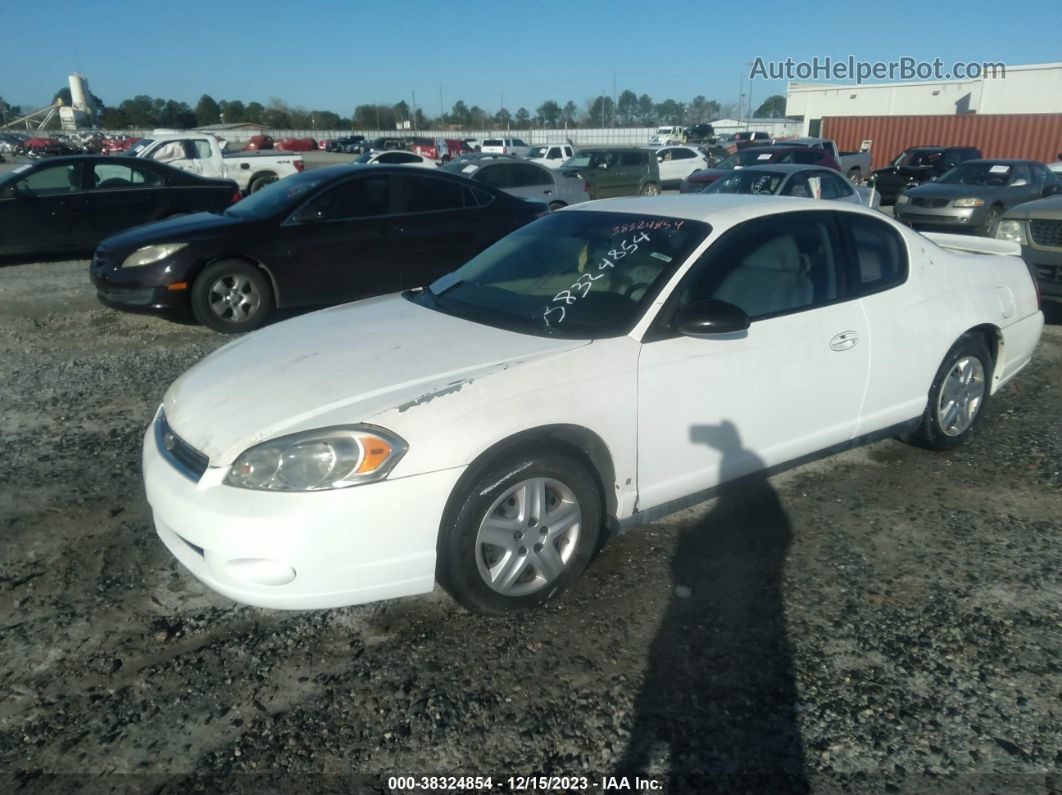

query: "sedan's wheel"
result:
(191, 260), (274, 333)
(982, 206), (1002, 237)
(437, 451), (602, 614)
(640, 182), (660, 196)
(907, 334), (992, 451)
(847, 168), (863, 185)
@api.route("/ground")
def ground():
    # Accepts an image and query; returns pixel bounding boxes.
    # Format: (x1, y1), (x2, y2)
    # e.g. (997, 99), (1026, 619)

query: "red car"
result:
(242, 135), (274, 151)
(679, 146), (844, 192)
(100, 136), (141, 155)
(275, 137), (318, 152)
(410, 137), (470, 163)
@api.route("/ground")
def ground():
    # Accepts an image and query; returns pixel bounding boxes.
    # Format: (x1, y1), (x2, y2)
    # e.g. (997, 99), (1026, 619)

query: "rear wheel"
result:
(191, 260), (274, 333)
(982, 206), (1002, 237)
(437, 451), (602, 614)
(548, 200), (566, 211)
(248, 173), (278, 194)
(640, 182), (660, 196)
(907, 334), (992, 451)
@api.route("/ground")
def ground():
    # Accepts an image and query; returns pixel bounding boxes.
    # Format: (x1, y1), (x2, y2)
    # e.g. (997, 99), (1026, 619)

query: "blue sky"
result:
(2, 0), (1059, 118)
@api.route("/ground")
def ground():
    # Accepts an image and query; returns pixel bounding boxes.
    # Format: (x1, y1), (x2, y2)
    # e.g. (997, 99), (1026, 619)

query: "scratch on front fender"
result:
(395, 380), (469, 413)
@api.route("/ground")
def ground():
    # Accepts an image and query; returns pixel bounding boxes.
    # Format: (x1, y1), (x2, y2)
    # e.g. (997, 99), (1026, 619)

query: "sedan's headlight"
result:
(996, 219), (1028, 245)
(224, 426), (407, 491)
(952, 197), (985, 207)
(121, 243), (188, 268)
(895, 194), (910, 204)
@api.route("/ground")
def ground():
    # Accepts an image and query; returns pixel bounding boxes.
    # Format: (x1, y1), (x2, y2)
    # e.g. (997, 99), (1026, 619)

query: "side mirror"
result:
(1010, 179), (1029, 188)
(675, 299), (750, 337)
(290, 205), (325, 224)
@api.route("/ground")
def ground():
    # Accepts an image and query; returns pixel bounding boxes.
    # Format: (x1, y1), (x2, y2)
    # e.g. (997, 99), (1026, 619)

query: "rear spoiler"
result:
(922, 232), (1021, 257)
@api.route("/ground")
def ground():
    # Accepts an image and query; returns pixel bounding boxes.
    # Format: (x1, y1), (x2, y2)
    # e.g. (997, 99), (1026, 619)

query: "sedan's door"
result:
(510, 162), (556, 203)
(636, 210), (869, 511)
(84, 161), (167, 238)
(0, 161), (86, 253)
(279, 173), (400, 305)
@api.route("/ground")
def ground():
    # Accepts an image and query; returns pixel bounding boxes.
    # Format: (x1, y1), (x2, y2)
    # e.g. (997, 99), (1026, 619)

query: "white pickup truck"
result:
(130, 133), (304, 194)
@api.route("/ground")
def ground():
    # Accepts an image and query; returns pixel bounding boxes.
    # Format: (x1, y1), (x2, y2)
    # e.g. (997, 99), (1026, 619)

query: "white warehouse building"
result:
(786, 62), (1062, 136)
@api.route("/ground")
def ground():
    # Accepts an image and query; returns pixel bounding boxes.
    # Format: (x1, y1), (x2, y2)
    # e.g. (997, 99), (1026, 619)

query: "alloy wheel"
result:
(936, 356), (986, 436)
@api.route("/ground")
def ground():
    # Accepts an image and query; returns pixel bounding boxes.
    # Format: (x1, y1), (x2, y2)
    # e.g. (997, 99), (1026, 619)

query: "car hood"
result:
(162, 294), (589, 465)
(905, 183), (1004, 200)
(1002, 194), (1062, 219)
(100, 211), (254, 251)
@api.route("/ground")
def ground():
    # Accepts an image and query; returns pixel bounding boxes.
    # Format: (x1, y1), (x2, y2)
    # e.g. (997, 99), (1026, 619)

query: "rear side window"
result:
(513, 163), (552, 187)
(843, 214), (908, 293)
(397, 175), (465, 213)
(473, 164), (514, 189)
(483, 139), (503, 147)
(93, 163), (165, 189)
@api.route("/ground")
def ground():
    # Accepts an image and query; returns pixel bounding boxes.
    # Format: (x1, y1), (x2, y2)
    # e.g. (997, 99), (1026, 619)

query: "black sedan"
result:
(0, 156), (240, 258)
(91, 165), (548, 332)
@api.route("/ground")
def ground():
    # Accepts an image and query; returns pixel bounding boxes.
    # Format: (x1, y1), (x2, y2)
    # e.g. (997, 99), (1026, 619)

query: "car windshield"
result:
(527, 146), (548, 158)
(703, 170), (785, 195)
(893, 150), (943, 168)
(407, 211), (709, 339)
(937, 162), (1013, 186)
(224, 171), (332, 218)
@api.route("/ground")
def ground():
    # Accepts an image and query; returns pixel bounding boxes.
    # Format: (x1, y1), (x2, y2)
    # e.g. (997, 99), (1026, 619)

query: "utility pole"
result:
(612, 71), (617, 128)
(411, 90), (417, 133)
(439, 85), (444, 126)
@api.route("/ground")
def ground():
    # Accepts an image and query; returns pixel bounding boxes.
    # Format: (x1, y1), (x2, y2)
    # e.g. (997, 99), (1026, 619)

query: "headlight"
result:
(896, 194), (910, 204)
(996, 219), (1027, 245)
(952, 198), (984, 207)
(224, 425), (407, 491)
(121, 243), (188, 268)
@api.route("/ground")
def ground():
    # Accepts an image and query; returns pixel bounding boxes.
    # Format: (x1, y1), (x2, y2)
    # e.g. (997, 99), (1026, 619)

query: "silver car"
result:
(443, 158), (587, 210)
(701, 164), (881, 208)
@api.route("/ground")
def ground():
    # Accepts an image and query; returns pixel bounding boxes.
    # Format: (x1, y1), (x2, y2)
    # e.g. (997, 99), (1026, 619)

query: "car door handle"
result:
(829, 330), (859, 351)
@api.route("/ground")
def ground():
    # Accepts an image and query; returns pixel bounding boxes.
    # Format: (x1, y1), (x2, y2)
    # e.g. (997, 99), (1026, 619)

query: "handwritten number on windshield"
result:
(543, 233), (651, 327)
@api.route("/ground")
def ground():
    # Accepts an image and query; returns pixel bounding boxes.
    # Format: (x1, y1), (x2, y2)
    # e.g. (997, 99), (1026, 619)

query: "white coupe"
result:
(144, 196), (1043, 614)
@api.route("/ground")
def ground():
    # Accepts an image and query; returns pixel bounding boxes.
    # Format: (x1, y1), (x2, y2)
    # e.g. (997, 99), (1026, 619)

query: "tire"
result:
(548, 200), (566, 212)
(190, 260), (274, 334)
(436, 451), (602, 614)
(982, 206), (1002, 237)
(640, 182), (660, 196)
(907, 334), (993, 451)
(847, 167), (863, 185)
(247, 173), (278, 194)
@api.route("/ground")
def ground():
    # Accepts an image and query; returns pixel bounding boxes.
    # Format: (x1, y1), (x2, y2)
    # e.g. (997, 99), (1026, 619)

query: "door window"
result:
(472, 164), (515, 189)
(619, 150), (645, 167)
(16, 164), (79, 195)
(781, 173), (811, 198)
(92, 163), (165, 189)
(513, 163), (552, 187)
(674, 212), (849, 320)
(300, 175), (391, 220)
(187, 140), (212, 159)
(547, 147), (561, 160)
(670, 148), (695, 160)
(396, 175), (466, 213)
(816, 171), (853, 199)
(841, 214), (908, 293)
(1009, 163), (1032, 185)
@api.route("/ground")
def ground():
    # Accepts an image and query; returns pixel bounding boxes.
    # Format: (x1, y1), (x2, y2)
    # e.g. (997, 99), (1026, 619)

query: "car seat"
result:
(713, 234), (813, 317)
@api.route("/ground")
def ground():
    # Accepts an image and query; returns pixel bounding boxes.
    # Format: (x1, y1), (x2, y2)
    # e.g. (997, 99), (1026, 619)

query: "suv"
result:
(480, 137), (530, 156)
(560, 148), (661, 198)
(326, 135), (366, 153)
(526, 143), (575, 168)
(684, 123), (715, 144)
(871, 146), (982, 205)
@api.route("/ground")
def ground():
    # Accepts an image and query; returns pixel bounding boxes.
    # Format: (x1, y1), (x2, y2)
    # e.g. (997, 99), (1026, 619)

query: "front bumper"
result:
(1019, 243), (1062, 298)
(143, 413), (466, 609)
(894, 203), (987, 232)
(90, 248), (192, 315)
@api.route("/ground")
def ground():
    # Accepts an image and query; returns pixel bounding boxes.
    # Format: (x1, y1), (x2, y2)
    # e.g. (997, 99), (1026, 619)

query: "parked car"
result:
(90, 165), (547, 332)
(142, 194), (1043, 613)
(242, 135), (274, 151)
(702, 164), (880, 207)
(894, 159), (1058, 236)
(480, 137), (530, 156)
(560, 148), (661, 198)
(275, 137), (318, 152)
(679, 146), (842, 193)
(325, 136), (366, 153)
(728, 131), (771, 153)
(442, 158), (587, 210)
(525, 144), (575, 169)
(362, 137), (409, 154)
(133, 133), (303, 194)
(871, 146), (982, 205)
(999, 193), (1062, 301)
(1048, 155), (1062, 175)
(775, 137), (871, 184)
(353, 150), (437, 168)
(649, 145), (709, 190)
(410, 137), (467, 163)
(649, 126), (685, 145)
(0, 156), (239, 258)
(684, 123), (715, 144)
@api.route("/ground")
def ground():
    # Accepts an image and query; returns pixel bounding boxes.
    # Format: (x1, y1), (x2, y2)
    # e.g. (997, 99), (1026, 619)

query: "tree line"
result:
(1, 88), (788, 131)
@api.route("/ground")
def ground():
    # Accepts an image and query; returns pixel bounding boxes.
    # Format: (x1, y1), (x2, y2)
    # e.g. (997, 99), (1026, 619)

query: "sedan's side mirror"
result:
(675, 299), (750, 337)
(1011, 178), (1029, 188)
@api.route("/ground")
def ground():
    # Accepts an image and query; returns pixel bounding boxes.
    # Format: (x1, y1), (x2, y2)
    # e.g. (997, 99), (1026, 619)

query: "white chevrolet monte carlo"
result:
(144, 195), (1044, 614)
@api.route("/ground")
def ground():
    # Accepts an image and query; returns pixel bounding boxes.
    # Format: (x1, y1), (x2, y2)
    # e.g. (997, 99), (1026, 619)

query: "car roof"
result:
(568, 193), (881, 225)
(734, 164), (841, 173)
(962, 158), (1038, 166)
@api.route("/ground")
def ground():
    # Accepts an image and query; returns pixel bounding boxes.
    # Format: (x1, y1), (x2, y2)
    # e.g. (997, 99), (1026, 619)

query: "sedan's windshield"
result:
(937, 162), (1013, 186)
(408, 211), (709, 339)
(704, 170), (785, 195)
(224, 171), (332, 218)
(893, 150), (943, 168)
(527, 146), (548, 158)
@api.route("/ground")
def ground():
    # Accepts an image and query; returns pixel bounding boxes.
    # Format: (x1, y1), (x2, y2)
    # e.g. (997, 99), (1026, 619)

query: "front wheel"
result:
(437, 451), (602, 614)
(191, 260), (274, 333)
(847, 167), (863, 185)
(640, 182), (660, 196)
(907, 334), (992, 451)
(982, 206), (1002, 237)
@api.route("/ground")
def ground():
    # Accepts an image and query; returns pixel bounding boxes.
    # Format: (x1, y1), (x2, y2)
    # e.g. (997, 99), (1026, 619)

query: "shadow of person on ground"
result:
(616, 420), (808, 793)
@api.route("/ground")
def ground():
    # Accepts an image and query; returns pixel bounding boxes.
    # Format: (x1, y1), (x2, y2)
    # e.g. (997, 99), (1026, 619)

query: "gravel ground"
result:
(0, 259), (1059, 794)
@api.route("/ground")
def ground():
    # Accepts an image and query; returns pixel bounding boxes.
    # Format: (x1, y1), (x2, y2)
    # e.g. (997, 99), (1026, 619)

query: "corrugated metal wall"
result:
(821, 114), (1062, 171)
